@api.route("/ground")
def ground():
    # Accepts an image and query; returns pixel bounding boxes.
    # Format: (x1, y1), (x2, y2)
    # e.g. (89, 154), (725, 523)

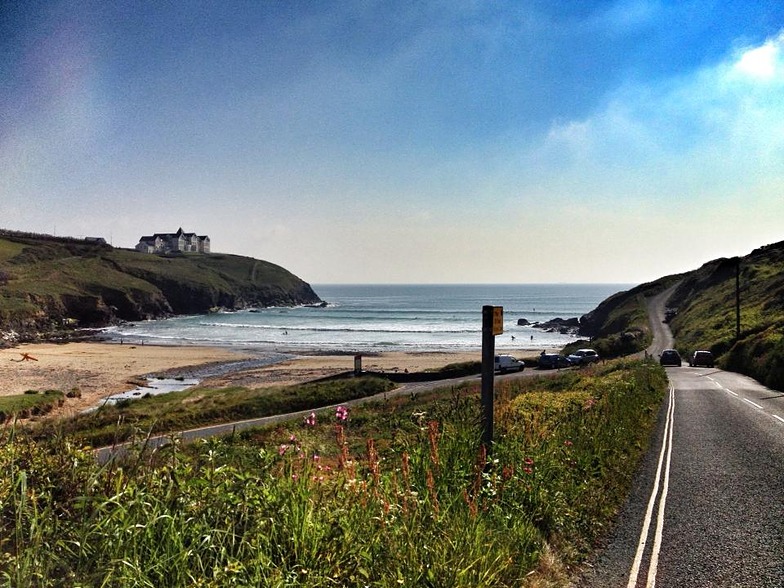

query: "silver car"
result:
(567, 348), (600, 366)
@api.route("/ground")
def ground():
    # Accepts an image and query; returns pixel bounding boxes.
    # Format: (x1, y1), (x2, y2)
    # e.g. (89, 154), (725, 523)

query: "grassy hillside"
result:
(667, 242), (784, 389)
(575, 276), (680, 358)
(0, 230), (320, 340)
(577, 239), (784, 390)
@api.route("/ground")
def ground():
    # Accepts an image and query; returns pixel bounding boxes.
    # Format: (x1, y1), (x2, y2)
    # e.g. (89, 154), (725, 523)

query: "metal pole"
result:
(481, 305), (495, 454)
(735, 258), (741, 341)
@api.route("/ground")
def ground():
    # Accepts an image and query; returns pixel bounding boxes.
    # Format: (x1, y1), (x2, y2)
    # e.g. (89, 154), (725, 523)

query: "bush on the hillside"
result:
(588, 328), (649, 359)
(724, 329), (784, 391)
(431, 360), (482, 377)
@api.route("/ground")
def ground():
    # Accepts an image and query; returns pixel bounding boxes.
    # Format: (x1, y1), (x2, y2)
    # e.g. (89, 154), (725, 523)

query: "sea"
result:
(102, 284), (631, 354)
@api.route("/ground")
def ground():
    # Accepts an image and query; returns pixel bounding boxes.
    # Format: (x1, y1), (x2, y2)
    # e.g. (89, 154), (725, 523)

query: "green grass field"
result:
(3, 360), (667, 587)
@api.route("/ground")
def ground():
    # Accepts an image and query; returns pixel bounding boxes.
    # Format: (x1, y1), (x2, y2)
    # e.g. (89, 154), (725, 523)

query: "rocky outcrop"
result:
(0, 233), (322, 342)
(517, 316), (580, 334)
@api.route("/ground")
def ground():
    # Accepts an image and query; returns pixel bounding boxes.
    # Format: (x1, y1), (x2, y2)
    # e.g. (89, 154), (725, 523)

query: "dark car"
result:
(538, 353), (571, 369)
(660, 349), (682, 367)
(690, 350), (715, 368)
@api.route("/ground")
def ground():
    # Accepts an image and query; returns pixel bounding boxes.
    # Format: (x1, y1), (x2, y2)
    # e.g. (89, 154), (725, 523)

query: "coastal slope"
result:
(0, 230), (321, 341)
(579, 238), (784, 390)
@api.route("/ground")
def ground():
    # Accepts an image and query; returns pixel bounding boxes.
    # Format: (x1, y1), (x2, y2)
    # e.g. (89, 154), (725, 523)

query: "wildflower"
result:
(312, 453), (320, 462)
(523, 466), (533, 475)
(289, 434), (298, 443)
(564, 440), (573, 447)
(304, 412), (317, 426)
(291, 473), (299, 481)
(524, 457), (534, 466)
(278, 444), (289, 456)
(335, 405), (349, 421)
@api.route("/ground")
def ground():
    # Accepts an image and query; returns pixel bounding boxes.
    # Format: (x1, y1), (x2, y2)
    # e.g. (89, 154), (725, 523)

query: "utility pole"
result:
(735, 258), (741, 341)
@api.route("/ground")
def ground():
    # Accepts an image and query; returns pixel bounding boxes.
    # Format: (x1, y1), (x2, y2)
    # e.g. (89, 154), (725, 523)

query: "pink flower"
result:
(524, 457), (534, 466)
(335, 405), (349, 421)
(278, 444), (289, 456)
(304, 412), (317, 426)
(289, 434), (298, 443)
(523, 467), (533, 475)
(564, 440), (573, 447)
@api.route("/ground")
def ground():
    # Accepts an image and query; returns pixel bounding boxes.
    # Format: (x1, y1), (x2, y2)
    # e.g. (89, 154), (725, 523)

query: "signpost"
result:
(481, 305), (502, 454)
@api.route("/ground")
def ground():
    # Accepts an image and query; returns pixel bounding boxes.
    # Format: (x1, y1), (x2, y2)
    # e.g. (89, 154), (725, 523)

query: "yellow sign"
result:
(493, 306), (503, 336)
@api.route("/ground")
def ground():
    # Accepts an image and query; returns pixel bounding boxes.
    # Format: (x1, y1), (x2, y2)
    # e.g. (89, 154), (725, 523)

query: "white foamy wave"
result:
(102, 284), (630, 353)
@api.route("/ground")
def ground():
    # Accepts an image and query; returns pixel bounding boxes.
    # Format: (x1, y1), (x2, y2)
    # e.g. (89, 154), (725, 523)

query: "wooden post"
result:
(481, 305), (497, 454)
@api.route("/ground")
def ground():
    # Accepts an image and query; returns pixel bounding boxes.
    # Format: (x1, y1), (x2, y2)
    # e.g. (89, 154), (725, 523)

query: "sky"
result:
(2, 1), (784, 285)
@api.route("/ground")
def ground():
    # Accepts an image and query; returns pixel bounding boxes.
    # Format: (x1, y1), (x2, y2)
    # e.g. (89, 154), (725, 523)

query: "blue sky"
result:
(2, 1), (783, 284)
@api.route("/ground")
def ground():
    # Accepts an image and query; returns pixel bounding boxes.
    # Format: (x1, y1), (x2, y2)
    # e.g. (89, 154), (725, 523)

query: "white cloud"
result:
(732, 34), (782, 80)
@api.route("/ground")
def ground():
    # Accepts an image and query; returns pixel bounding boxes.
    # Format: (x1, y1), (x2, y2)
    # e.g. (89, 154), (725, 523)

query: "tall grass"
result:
(1, 361), (666, 587)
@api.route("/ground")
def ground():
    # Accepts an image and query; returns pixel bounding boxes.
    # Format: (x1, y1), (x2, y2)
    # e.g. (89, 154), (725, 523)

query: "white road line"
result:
(725, 389), (739, 396)
(646, 386), (675, 587)
(773, 415), (784, 424)
(627, 385), (675, 588)
(742, 398), (763, 409)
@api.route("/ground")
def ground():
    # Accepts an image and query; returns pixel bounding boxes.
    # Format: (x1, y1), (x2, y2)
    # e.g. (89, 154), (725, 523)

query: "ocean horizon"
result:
(103, 283), (633, 353)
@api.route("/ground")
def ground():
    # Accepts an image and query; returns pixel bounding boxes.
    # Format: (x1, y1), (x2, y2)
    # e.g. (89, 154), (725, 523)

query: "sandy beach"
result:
(0, 342), (545, 419)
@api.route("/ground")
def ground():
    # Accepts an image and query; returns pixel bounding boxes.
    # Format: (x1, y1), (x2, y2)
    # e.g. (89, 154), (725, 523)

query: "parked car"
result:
(689, 350), (715, 368)
(659, 349), (682, 367)
(538, 353), (571, 369)
(567, 348), (600, 366)
(494, 355), (525, 373)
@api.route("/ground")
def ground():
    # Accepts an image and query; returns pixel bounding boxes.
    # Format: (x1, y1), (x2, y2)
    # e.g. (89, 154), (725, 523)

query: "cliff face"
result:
(0, 233), (321, 341)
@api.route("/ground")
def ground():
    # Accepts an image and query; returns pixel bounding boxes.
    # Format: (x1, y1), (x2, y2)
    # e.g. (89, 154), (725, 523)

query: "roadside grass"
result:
(3, 360), (667, 587)
(55, 377), (395, 448)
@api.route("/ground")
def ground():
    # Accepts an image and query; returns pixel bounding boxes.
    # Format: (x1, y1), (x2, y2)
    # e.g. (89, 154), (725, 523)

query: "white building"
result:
(135, 228), (210, 254)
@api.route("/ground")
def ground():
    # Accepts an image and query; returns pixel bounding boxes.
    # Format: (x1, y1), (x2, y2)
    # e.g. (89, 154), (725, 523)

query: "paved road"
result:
(574, 292), (784, 587)
(95, 362), (564, 462)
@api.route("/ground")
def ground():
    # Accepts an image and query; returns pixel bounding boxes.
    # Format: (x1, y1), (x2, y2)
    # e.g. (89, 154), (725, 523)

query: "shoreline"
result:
(0, 341), (546, 420)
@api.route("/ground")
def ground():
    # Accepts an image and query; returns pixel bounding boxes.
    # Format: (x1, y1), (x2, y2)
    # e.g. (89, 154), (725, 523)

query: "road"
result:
(95, 362), (556, 462)
(574, 290), (784, 587)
